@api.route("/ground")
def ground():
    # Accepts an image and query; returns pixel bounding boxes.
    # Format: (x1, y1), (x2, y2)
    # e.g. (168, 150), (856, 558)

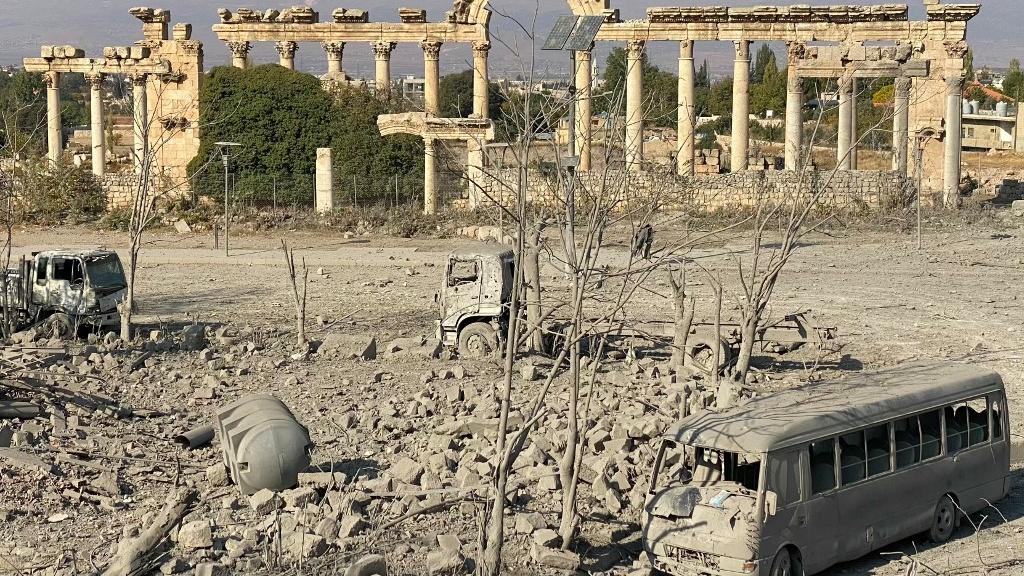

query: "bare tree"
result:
(280, 239), (308, 349)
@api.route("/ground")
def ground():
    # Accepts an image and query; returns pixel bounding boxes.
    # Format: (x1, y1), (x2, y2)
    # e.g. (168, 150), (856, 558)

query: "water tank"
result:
(215, 395), (312, 495)
(970, 100), (980, 114)
(962, 99), (972, 115)
(996, 101), (1009, 117)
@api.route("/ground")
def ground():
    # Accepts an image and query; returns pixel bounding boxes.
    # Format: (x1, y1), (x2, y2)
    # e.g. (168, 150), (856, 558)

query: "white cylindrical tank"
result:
(996, 101), (1009, 116)
(962, 99), (973, 115)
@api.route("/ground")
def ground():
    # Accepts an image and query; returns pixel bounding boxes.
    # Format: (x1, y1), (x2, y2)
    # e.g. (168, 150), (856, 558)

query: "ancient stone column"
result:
(731, 40), (751, 173)
(44, 71), (62, 163)
(466, 139), (484, 208)
(574, 47), (593, 171)
(677, 40), (695, 176)
(323, 42), (345, 75)
(943, 76), (964, 207)
(86, 73), (105, 177)
(849, 78), (859, 169)
(131, 74), (148, 175)
(892, 77), (911, 175)
(472, 41), (490, 119)
(837, 73), (853, 170)
(423, 138), (437, 214)
(625, 40), (645, 172)
(784, 42), (804, 170)
(422, 41), (442, 116)
(315, 148), (334, 213)
(276, 41), (298, 70)
(372, 42), (396, 96)
(227, 41), (251, 69)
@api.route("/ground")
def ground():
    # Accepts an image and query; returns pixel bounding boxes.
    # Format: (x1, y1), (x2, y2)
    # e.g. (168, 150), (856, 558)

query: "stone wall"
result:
(475, 168), (914, 212)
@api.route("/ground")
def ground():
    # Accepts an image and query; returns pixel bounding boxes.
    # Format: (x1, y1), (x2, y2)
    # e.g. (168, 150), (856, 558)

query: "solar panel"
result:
(542, 15), (577, 51)
(564, 15), (604, 51)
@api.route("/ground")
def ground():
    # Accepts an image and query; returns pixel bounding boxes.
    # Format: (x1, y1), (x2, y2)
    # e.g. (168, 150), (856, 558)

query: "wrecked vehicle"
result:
(643, 361), (1009, 576)
(2, 249), (127, 336)
(436, 245), (514, 358)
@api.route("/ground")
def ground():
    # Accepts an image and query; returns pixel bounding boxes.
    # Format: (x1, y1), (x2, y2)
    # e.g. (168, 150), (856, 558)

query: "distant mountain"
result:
(1, 0), (1019, 77)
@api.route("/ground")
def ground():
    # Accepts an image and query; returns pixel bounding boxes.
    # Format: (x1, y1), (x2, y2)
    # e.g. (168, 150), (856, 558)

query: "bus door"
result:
(788, 441), (840, 573)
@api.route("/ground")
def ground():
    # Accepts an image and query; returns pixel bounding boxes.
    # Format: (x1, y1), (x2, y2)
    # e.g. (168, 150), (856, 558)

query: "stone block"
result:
(320, 334), (377, 360)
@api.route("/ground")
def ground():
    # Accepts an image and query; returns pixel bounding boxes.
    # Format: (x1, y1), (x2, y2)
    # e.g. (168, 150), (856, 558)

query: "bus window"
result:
(945, 404), (968, 454)
(865, 423), (891, 477)
(965, 397), (989, 446)
(809, 439), (836, 494)
(920, 410), (942, 460)
(894, 416), (921, 469)
(768, 450), (801, 507)
(840, 431), (866, 485)
(991, 396), (1003, 440)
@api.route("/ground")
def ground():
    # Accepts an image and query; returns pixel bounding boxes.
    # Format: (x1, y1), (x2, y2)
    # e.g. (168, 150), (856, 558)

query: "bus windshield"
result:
(655, 440), (761, 492)
(85, 254), (127, 289)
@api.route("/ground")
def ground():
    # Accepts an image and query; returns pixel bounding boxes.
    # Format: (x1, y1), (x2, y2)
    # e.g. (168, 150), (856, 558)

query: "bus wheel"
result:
(929, 495), (958, 543)
(769, 548), (795, 576)
(458, 322), (497, 359)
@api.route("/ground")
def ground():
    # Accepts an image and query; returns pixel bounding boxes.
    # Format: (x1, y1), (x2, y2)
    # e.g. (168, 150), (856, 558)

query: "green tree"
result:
(708, 77), (734, 116)
(188, 64), (423, 206)
(439, 69), (507, 120)
(0, 71), (48, 154)
(750, 59), (786, 116)
(599, 47), (678, 128)
(695, 59), (710, 89)
(1003, 59), (1024, 101)
(964, 47), (974, 81)
(751, 44), (777, 84)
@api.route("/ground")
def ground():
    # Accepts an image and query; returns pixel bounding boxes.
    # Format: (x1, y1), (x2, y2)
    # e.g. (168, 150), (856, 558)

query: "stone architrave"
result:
(372, 42), (396, 95)
(276, 41), (298, 70)
(315, 148), (334, 213)
(677, 40), (695, 176)
(227, 41), (251, 69)
(44, 71), (62, 162)
(472, 41), (490, 118)
(422, 41), (443, 116)
(624, 40), (645, 172)
(730, 40), (751, 172)
(86, 72), (105, 176)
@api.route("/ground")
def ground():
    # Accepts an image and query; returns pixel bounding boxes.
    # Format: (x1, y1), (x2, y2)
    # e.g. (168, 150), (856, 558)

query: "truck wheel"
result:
(40, 313), (75, 340)
(458, 322), (497, 359)
(929, 495), (958, 543)
(769, 548), (798, 576)
(685, 335), (731, 374)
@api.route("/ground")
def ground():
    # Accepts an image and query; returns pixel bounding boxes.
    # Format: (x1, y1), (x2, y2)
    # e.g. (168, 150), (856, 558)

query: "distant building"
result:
(961, 100), (1023, 151)
(402, 75), (425, 105)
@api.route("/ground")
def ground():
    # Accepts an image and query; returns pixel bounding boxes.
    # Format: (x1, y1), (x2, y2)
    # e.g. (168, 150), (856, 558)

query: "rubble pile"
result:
(1, 321), (737, 575)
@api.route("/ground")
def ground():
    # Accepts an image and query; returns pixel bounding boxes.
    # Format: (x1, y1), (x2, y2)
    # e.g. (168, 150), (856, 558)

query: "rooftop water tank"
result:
(996, 101), (1009, 116)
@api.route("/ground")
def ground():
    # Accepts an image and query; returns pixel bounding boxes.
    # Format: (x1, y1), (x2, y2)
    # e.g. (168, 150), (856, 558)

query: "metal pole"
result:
(273, 176), (277, 210)
(223, 153), (230, 257)
(353, 175), (358, 209)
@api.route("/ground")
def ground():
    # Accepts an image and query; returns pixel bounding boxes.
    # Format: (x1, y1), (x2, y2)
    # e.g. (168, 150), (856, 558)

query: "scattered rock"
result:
(177, 520), (213, 550)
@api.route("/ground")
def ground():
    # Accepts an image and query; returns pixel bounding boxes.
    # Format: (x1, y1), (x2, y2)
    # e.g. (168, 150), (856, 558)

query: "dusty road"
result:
(4, 218), (1024, 575)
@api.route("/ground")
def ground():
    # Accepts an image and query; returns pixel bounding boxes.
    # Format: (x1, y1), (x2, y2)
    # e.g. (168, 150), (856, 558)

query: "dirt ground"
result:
(2, 213), (1024, 576)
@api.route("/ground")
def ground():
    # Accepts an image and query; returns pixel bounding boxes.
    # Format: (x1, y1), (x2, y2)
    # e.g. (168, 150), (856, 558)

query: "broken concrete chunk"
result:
(427, 547), (466, 574)
(344, 554), (387, 576)
(532, 528), (560, 548)
(0, 448), (54, 475)
(177, 520), (213, 550)
(530, 541), (580, 571)
(389, 456), (424, 485)
(337, 514), (366, 538)
(249, 489), (282, 514)
(281, 531), (327, 559)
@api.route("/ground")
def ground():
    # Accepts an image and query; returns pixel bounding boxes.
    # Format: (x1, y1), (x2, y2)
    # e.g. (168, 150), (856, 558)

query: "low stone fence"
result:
(473, 168), (914, 212)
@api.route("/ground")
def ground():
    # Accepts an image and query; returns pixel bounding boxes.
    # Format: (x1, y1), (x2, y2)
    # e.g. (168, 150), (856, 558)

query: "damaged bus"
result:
(643, 361), (1009, 576)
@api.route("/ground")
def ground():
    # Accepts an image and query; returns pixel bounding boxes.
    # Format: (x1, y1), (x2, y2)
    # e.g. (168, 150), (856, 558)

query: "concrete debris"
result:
(344, 554), (387, 576)
(320, 334), (377, 360)
(530, 541), (581, 571)
(176, 520), (213, 550)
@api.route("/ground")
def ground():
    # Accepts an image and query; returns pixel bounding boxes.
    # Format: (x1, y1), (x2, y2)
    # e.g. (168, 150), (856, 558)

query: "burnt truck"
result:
(436, 245), (515, 359)
(437, 244), (836, 363)
(2, 249), (127, 336)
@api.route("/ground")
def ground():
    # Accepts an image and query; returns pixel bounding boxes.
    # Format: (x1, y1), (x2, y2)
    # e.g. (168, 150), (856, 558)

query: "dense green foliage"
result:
(439, 69), (506, 120)
(599, 47), (679, 128)
(188, 65), (423, 207)
(18, 158), (105, 224)
(1003, 59), (1024, 101)
(0, 71), (90, 155)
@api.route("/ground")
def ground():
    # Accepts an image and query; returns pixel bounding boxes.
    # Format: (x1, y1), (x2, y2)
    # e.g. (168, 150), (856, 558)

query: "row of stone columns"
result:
(43, 70), (148, 176)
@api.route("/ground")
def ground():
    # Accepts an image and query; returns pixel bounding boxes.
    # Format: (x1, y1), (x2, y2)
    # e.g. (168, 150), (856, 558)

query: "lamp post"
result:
(216, 142), (241, 256)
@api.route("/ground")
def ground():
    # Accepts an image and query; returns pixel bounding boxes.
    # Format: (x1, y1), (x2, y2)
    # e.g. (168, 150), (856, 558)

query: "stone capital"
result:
(943, 40), (968, 59)
(43, 71), (60, 89)
(322, 41), (345, 58)
(372, 41), (397, 60)
(894, 76), (912, 92)
(472, 41), (491, 57)
(626, 40), (646, 59)
(85, 72), (105, 88)
(734, 40), (751, 61)
(786, 41), (806, 64)
(679, 39), (694, 58)
(226, 41), (251, 58)
(575, 48), (593, 62)
(421, 41), (443, 61)
(275, 41), (299, 58)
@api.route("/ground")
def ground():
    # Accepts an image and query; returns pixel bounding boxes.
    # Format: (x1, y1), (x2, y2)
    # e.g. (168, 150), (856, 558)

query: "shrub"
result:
(18, 158), (105, 224)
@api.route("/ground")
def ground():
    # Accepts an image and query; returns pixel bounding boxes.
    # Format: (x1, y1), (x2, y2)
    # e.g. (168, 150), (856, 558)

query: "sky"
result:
(1, 0), (1020, 78)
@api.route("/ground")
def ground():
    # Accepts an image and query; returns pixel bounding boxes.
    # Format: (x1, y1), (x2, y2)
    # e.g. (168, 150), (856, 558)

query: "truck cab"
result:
(6, 249), (127, 334)
(437, 245), (514, 358)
